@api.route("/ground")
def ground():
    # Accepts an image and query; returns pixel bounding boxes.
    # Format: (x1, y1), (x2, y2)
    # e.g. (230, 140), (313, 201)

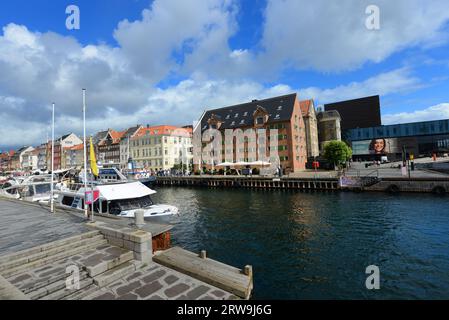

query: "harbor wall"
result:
(155, 176), (449, 195)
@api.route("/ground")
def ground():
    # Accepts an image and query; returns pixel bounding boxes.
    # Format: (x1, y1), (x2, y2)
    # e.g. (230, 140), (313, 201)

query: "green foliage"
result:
(323, 141), (353, 168)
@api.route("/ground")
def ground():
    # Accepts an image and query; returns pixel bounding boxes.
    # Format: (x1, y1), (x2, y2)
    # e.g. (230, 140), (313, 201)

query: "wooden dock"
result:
(156, 176), (340, 191)
(154, 247), (253, 300)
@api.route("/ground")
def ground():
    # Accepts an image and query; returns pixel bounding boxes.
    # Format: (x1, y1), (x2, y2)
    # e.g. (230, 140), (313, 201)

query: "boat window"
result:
(109, 195), (154, 215)
(35, 184), (52, 194)
(62, 196), (75, 206)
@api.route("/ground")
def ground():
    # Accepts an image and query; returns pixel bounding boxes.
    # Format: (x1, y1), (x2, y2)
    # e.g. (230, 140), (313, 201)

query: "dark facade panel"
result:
(324, 96), (381, 135)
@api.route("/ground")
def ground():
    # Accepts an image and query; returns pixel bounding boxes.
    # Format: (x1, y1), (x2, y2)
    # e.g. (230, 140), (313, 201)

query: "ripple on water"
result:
(153, 187), (449, 299)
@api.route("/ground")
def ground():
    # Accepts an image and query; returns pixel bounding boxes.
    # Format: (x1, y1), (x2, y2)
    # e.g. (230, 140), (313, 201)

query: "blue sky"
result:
(1, 0), (449, 150)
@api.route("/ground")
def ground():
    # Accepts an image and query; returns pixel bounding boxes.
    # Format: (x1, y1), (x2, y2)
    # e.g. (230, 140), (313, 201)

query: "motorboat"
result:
(56, 181), (178, 219)
(0, 175), (57, 203)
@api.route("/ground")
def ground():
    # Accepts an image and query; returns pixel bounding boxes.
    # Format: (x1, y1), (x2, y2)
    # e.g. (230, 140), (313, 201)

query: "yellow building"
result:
(130, 125), (193, 172)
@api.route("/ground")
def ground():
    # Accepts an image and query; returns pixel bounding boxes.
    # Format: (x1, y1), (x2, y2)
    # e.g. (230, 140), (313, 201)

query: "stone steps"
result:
(0, 231), (101, 265)
(27, 272), (91, 300)
(1, 238), (109, 278)
(38, 278), (95, 300)
(0, 234), (105, 272)
(93, 261), (142, 287)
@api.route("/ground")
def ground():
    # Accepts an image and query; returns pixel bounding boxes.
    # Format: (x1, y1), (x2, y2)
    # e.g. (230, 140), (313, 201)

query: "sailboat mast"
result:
(83, 89), (88, 219)
(50, 102), (55, 214)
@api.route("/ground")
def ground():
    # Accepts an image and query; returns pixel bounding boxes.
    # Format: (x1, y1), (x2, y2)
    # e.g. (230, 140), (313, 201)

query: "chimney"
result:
(146, 124), (150, 128)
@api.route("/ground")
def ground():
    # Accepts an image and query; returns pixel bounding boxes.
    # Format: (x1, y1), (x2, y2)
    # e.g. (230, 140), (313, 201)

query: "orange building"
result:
(195, 93), (308, 174)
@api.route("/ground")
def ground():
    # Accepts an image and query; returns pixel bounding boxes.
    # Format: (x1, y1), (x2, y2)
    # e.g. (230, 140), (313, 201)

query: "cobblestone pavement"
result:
(83, 263), (238, 300)
(0, 199), (88, 255)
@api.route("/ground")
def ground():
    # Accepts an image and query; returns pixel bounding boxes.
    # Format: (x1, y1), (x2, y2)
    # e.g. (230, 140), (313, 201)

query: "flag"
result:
(89, 137), (99, 177)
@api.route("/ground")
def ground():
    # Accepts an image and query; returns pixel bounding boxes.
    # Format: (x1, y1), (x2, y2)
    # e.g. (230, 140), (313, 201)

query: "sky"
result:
(1, 0), (449, 150)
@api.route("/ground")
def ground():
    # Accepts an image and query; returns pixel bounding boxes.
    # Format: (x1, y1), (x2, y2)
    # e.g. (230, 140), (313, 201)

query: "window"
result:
(235, 113), (239, 118)
(240, 120), (245, 124)
(226, 114), (230, 119)
(277, 106), (282, 111)
(256, 117), (264, 125)
(231, 121), (235, 126)
(244, 112), (248, 116)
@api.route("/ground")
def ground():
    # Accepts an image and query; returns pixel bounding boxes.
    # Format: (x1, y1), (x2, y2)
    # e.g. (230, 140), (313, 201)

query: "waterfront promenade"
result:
(0, 198), (249, 300)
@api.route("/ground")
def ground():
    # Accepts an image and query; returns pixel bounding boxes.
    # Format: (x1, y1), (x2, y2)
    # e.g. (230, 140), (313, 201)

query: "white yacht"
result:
(56, 181), (179, 220)
(0, 175), (57, 203)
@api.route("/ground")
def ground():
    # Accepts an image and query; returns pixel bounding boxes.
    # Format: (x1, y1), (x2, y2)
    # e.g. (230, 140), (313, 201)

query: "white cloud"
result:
(299, 68), (422, 104)
(383, 103), (449, 125)
(260, 0), (449, 72)
(2, 0), (449, 149)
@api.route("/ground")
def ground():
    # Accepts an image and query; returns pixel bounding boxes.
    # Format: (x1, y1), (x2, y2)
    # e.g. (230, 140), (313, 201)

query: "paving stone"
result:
(126, 272), (142, 282)
(116, 281), (141, 296)
(149, 295), (164, 300)
(135, 281), (163, 298)
(9, 273), (32, 284)
(185, 285), (211, 300)
(210, 290), (226, 298)
(199, 295), (215, 300)
(92, 292), (116, 300)
(164, 283), (190, 298)
(176, 295), (188, 300)
(142, 270), (166, 284)
(116, 293), (138, 300)
(81, 253), (107, 267)
(33, 265), (53, 273)
(40, 267), (64, 277)
(163, 275), (178, 285)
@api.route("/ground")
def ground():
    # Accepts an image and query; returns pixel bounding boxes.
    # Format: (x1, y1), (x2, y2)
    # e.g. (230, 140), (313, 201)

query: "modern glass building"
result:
(348, 119), (449, 160)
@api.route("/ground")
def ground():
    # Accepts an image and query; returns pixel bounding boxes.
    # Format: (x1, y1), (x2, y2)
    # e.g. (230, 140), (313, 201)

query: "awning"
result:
(96, 182), (156, 201)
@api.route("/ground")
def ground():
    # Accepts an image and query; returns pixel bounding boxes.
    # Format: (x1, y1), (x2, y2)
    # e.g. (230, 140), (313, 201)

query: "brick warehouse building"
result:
(194, 93), (308, 173)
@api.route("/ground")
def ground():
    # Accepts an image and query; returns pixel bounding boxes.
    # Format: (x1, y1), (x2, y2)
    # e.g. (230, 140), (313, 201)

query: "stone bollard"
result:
(135, 210), (145, 229)
(199, 250), (207, 259)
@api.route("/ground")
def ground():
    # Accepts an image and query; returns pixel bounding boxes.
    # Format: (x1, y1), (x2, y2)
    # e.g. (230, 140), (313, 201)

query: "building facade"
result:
(317, 110), (342, 154)
(300, 99), (320, 158)
(348, 119), (449, 160)
(65, 143), (84, 168)
(47, 133), (83, 170)
(119, 125), (143, 170)
(35, 144), (48, 170)
(130, 125), (193, 172)
(97, 129), (126, 167)
(324, 95), (381, 140)
(195, 93), (308, 173)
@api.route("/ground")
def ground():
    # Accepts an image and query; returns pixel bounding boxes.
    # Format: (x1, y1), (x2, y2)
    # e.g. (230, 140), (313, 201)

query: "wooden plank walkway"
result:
(154, 247), (253, 299)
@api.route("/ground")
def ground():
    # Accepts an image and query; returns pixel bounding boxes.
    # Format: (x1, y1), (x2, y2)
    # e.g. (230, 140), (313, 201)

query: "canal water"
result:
(152, 187), (449, 300)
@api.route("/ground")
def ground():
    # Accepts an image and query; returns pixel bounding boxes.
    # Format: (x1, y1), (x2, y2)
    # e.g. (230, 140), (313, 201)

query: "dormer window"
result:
(277, 106), (282, 111)
(244, 112), (248, 117)
(226, 114), (230, 119)
(234, 113), (239, 118)
(240, 120), (245, 124)
(256, 117), (264, 125)
(231, 121), (236, 126)
(275, 114), (280, 119)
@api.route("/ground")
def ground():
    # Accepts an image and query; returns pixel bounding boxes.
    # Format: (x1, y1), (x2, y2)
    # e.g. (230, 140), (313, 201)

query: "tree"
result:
(323, 141), (353, 169)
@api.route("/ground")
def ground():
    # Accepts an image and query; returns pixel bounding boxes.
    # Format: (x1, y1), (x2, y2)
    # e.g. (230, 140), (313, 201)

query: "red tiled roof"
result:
(66, 143), (84, 151)
(135, 125), (192, 138)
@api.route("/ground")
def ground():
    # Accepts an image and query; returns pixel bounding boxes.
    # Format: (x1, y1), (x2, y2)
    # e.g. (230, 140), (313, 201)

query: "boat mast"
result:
(83, 89), (88, 219)
(50, 102), (55, 214)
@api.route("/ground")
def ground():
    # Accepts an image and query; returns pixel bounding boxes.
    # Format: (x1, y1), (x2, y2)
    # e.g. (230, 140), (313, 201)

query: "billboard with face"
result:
(352, 138), (418, 156)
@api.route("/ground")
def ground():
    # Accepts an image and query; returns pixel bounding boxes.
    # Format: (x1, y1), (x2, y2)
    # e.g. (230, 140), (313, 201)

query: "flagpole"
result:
(50, 102), (55, 214)
(90, 136), (94, 222)
(83, 89), (88, 219)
